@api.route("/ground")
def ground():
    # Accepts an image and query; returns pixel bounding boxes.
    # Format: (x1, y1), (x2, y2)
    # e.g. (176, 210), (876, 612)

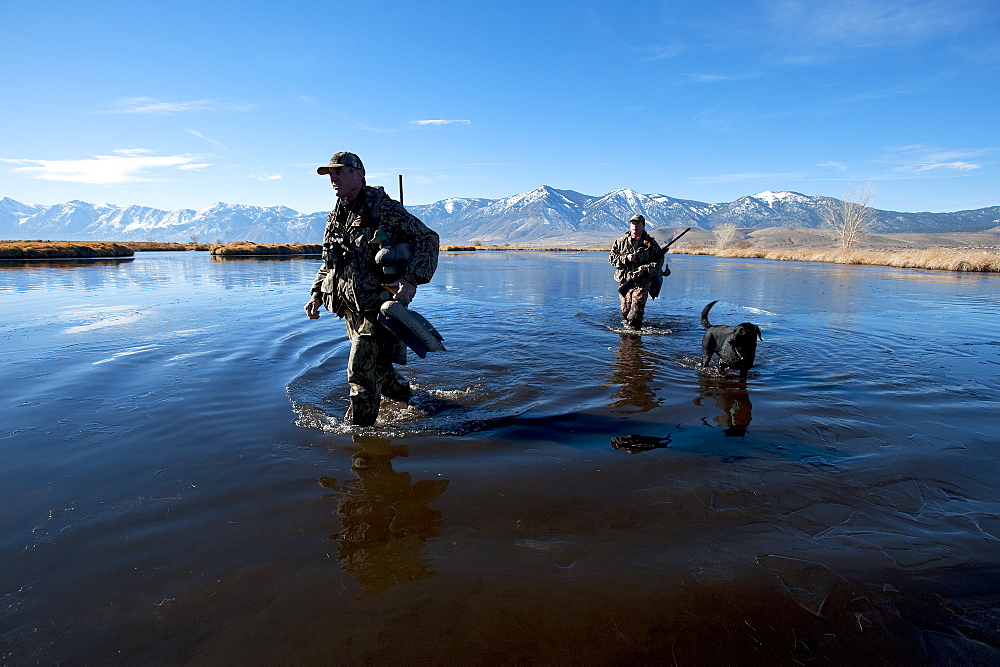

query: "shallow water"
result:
(2, 250), (999, 664)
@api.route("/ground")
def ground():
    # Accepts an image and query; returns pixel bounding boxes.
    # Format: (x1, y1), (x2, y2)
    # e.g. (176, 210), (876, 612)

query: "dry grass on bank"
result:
(672, 246), (1000, 272)
(0, 240), (135, 259)
(5, 239), (997, 272)
(210, 242), (322, 256)
(121, 241), (214, 251)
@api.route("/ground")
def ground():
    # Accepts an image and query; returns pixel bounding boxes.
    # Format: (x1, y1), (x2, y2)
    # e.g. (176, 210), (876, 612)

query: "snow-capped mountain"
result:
(1, 190), (997, 245)
(0, 197), (327, 244)
(408, 188), (1000, 243)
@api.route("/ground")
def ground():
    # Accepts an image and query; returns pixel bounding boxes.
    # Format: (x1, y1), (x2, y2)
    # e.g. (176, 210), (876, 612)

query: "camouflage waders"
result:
(344, 309), (412, 427)
(619, 278), (650, 330)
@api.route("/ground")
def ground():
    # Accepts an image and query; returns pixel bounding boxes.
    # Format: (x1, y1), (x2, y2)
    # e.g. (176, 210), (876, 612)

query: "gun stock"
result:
(617, 227), (691, 296)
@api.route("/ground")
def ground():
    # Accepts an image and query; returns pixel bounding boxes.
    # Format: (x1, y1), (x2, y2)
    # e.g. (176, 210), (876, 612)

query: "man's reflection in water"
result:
(695, 375), (753, 436)
(318, 435), (449, 596)
(607, 333), (659, 414)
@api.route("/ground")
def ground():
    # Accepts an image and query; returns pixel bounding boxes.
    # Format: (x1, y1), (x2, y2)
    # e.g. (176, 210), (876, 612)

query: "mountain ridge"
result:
(2, 190), (998, 245)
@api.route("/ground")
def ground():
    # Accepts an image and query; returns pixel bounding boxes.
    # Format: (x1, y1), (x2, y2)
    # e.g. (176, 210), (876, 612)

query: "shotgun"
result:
(617, 227), (691, 296)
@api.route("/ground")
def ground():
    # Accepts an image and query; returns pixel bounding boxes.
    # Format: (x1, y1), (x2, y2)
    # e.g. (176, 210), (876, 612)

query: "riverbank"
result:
(0, 240), (135, 259)
(672, 246), (1000, 272)
(209, 242), (321, 256)
(4, 239), (999, 272)
(446, 243), (1000, 272)
(0, 240), (322, 259)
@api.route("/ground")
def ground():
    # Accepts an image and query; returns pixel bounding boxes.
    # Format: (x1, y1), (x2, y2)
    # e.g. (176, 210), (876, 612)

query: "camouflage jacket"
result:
(311, 185), (439, 315)
(609, 231), (663, 284)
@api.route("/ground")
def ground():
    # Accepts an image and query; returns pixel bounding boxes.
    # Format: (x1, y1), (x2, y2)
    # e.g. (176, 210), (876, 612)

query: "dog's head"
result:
(733, 323), (763, 343)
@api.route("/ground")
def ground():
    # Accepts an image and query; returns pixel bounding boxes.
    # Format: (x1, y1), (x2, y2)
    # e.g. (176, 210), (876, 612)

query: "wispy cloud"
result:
(249, 174), (283, 181)
(689, 171), (807, 184)
(682, 72), (760, 83)
(410, 119), (471, 126)
(0, 149), (211, 184)
(187, 129), (230, 150)
(765, 0), (980, 50)
(885, 144), (990, 174)
(94, 97), (257, 115)
(908, 161), (981, 173)
(639, 44), (685, 61)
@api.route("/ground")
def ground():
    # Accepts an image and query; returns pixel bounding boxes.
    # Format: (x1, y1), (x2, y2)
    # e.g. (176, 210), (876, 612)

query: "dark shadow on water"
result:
(317, 435), (449, 597)
(696, 374), (753, 437)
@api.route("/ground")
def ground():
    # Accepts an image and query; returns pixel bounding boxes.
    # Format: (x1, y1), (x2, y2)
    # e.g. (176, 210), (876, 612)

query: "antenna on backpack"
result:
(398, 174), (404, 206)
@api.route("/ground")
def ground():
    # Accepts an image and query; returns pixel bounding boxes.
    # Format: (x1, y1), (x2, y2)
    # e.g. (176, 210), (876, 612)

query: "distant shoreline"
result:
(3, 237), (998, 272)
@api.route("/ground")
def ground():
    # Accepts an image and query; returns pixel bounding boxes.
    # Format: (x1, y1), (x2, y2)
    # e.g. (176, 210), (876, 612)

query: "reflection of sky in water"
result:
(91, 343), (160, 365)
(60, 305), (144, 334)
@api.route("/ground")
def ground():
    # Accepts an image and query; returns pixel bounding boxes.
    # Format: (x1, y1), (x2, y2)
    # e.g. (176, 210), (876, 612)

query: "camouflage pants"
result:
(344, 310), (411, 426)
(619, 283), (649, 329)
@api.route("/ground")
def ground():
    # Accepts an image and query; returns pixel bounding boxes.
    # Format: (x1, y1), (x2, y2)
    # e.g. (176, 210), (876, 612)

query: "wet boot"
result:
(381, 373), (412, 403)
(346, 394), (379, 427)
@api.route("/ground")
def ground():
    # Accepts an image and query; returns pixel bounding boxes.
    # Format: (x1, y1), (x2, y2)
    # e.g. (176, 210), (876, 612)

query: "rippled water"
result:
(2, 250), (999, 663)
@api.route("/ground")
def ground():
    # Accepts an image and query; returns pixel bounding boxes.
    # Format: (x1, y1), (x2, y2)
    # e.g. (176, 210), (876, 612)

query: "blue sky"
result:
(1, 0), (997, 214)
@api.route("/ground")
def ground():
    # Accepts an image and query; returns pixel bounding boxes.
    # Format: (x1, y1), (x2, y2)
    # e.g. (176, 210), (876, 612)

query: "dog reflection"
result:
(610, 433), (672, 454)
(695, 376), (753, 437)
(318, 435), (449, 596)
(607, 334), (659, 414)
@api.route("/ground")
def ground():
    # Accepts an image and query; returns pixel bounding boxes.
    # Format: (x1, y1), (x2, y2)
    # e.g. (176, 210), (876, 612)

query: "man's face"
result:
(329, 167), (365, 201)
(630, 219), (644, 239)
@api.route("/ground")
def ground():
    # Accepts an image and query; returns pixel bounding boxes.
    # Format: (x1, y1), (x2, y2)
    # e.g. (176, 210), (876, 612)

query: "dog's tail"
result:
(700, 300), (718, 330)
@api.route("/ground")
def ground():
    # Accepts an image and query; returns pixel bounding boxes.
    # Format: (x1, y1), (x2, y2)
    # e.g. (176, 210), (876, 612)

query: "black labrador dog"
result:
(700, 301), (762, 380)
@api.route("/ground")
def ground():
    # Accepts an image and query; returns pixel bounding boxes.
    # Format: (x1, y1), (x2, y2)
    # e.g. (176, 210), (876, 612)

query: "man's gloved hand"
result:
(389, 278), (416, 306)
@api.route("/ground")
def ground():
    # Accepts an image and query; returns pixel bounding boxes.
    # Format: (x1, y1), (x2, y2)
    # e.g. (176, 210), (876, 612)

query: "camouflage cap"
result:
(317, 152), (365, 175)
(629, 214), (646, 224)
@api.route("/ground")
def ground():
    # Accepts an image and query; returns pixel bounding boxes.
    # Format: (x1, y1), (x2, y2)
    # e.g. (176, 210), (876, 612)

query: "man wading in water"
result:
(609, 214), (664, 330)
(304, 152), (439, 427)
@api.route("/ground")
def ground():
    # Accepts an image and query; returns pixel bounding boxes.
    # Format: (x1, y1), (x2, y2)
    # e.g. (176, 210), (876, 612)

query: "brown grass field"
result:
(0, 241), (135, 259)
(122, 241), (215, 251)
(672, 246), (1000, 272)
(209, 242), (322, 256)
(443, 236), (1000, 273)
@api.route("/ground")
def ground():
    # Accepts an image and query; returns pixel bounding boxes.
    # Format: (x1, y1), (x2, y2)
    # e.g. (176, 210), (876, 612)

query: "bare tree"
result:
(821, 184), (877, 250)
(713, 222), (738, 250)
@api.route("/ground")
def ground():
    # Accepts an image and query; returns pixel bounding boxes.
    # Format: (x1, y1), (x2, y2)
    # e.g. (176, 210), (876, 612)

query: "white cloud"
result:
(95, 97), (257, 115)
(1, 150), (211, 184)
(410, 119), (471, 126)
(250, 174), (283, 181)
